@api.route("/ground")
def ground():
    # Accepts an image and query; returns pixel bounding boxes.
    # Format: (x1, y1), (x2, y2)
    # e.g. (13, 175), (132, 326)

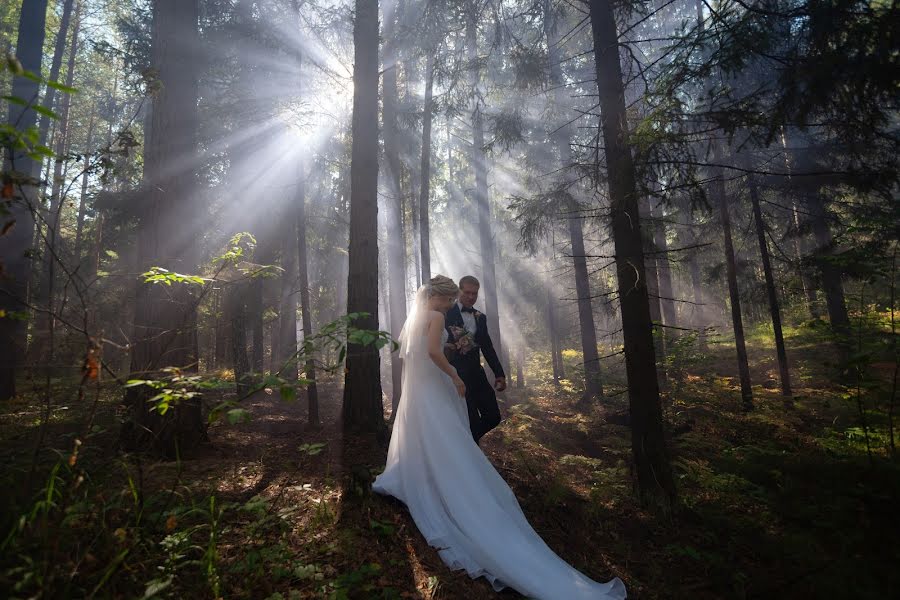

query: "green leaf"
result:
(298, 442), (326, 456)
(280, 384), (296, 403)
(143, 575), (174, 598)
(226, 408), (252, 425)
(2, 95), (27, 107)
(32, 105), (58, 120)
(141, 266), (208, 286)
(45, 80), (78, 94)
(5, 56), (23, 75)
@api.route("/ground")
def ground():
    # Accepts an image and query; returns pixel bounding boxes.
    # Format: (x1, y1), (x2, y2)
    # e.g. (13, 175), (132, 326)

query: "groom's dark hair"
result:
(459, 275), (480, 288)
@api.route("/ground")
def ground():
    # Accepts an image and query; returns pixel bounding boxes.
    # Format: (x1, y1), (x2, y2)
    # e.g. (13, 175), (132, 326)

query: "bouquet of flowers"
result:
(448, 325), (479, 355)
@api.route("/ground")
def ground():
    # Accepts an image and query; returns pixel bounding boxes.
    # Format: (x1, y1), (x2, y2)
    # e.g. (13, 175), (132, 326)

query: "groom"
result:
(445, 275), (507, 443)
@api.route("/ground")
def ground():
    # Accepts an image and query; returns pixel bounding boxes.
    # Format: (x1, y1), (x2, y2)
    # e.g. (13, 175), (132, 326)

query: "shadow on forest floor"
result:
(1, 320), (899, 598)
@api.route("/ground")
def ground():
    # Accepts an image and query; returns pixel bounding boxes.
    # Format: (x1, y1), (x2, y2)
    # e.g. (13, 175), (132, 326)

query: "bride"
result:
(373, 275), (627, 599)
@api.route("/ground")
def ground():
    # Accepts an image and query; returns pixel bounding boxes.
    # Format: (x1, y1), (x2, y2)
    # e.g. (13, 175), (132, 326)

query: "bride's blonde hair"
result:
(428, 275), (459, 298)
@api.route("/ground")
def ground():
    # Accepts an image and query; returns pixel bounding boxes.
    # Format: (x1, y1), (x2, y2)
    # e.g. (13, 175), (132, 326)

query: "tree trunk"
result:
(748, 173), (792, 396)
(640, 197), (663, 327)
(383, 12), (407, 417)
(342, 0), (384, 436)
(547, 283), (564, 382)
(277, 198), (298, 381)
(589, 0), (675, 509)
(569, 215), (603, 398)
(713, 152), (753, 410)
(74, 104), (96, 262)
(248, 264), (265, 375)
(543, 0), (601, 399)
(418, 54), (434, 284)
(791, 200), (820, 319)
(689, 250), (707, 350)
(123, 0), (203, 457)
(213, 288), (229, 369)
(228, 282), (251, 396)
(516, 346), (526, 389)
(467, 7), (502, 362)
(641, 196), (668, 384)
(653, 199), (677, 328)
(675, 195), (707, 350)
(809, 194), (850, 342)
(47, 1), (80, 229)
(296, 167), (319, 426)
(30, 2), (82, 368)
(1, 0), (50, 401)
(35, 0), (76, 159)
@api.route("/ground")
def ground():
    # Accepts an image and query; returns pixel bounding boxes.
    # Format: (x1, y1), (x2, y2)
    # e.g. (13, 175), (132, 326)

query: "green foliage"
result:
(140, 267), (209, 286)
(298, 442), (327, 456)
(326, 562), (399, 600)
(126, 367), (229, 416)
(368, 518), (395, 538)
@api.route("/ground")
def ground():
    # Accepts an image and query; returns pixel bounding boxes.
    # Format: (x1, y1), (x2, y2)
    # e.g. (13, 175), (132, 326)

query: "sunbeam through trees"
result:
(0, 0), (898, 597)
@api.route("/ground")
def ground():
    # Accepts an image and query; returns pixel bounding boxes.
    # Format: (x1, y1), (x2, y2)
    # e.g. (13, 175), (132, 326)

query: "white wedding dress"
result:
(373, 287), (626, 599)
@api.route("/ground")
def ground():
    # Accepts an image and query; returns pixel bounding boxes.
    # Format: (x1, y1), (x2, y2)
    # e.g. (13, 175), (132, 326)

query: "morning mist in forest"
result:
(0, 0), (897, 598)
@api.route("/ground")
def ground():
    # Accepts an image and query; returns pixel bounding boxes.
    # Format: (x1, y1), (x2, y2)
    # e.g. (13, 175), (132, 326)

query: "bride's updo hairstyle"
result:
(428, 275), (459, 298)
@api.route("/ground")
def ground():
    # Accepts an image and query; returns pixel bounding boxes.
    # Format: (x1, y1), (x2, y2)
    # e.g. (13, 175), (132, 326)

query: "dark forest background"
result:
(0, 0), (897, 598)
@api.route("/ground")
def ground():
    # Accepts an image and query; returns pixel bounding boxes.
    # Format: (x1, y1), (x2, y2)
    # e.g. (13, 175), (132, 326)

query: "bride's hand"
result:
(452, 375), (466, 398)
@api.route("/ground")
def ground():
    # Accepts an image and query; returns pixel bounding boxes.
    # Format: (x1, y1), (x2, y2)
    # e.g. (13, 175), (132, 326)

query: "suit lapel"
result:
(446, 305), (463, 336)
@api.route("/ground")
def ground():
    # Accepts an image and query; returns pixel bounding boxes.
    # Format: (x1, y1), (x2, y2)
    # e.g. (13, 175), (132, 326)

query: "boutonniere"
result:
(472, 310), (482, 319)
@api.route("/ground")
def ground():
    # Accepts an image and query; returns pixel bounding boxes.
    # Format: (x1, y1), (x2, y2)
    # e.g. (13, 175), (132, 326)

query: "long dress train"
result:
(373, 315), (626, 600)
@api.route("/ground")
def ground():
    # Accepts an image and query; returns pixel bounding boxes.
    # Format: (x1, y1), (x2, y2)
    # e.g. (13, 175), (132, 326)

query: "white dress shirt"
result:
(457, 302), (478, 335)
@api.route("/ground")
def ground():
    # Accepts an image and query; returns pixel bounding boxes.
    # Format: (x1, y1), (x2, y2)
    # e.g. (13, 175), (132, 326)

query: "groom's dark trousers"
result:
(446, 305), (506, 443)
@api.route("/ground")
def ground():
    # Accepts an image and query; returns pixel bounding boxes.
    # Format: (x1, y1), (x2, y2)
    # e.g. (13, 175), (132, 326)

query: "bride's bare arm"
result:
(427, 312), (466, 396)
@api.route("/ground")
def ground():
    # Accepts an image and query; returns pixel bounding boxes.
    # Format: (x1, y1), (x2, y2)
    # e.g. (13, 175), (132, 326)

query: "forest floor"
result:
(1, 318), (899, 599)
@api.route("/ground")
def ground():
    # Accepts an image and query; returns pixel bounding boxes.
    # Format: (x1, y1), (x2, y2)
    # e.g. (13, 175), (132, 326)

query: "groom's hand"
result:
(494, 377), (507, 392)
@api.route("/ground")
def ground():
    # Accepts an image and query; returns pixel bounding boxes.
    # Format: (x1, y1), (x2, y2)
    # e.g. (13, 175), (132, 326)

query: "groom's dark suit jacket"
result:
(445, 304), (505, 380)
(445, 304), (505, 442)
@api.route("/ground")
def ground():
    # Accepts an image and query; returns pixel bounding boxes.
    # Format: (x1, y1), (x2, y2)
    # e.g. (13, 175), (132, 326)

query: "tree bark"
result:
(74, 105), (96, 263)
(543, 0), (601, 399)
(589, 0), (675, 509)
(277, 198), (298, 381)
(641, 196), (668, 384)
(569, 214), (603, 398)
(712, 152), (754, 410)
(342, 0), (384, 436)
(418, 54), (434, 284)
(809, 194), (850, 342)
(653, 199), (677, 328)
(748, 173), (792, 396)
(35, 0), (76, 159)
(30, 2), (81, 368)
(248, 262), (265, 375)
(675, 196), (708, 351)
(791, 200), (820, 319)
(383, 10), (407, 417)
(296, 166), (319, 426)
(467, 6), (502, 362)
(1, 0), (50, 401)
(123, 0), (203, 457)
(516, 346), (526, 389)
(228, 281), (251, 396)
(213, 288), (228, 369)
(547, 283), (565, 382)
